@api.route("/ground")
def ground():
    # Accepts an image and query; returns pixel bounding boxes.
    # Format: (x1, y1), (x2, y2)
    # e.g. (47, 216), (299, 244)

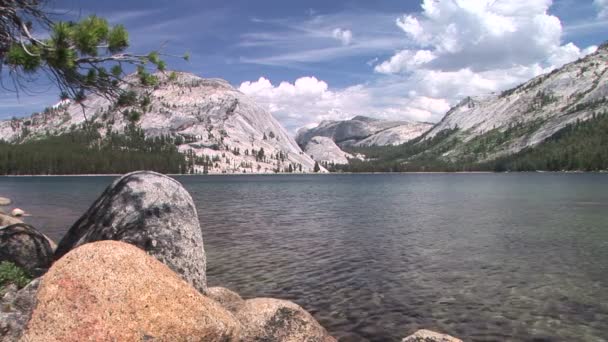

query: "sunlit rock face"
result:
(0, 72), (319, 174)
(304, 136), (354, 165)
(422, 45), (608, 160)
(296, 115), (432, 148)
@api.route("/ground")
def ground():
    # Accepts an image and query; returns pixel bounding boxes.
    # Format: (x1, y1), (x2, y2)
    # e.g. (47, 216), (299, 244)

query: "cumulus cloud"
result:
(380, 0), (593, 73)
(240, 0), (601, 134)
(596, 0), (608, 18)
(332, 28), (353, 45)
(239, 77), (449, 131)
(375, 50), (436, 74)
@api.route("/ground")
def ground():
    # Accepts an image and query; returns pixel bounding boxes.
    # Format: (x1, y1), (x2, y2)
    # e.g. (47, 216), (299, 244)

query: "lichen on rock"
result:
(55, 170), (208, 293)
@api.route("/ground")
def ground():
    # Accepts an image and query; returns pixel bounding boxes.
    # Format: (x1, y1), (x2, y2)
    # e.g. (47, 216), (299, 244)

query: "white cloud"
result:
(332, 28), (353, 45)
(239, 77), (452, 131)
(239, 12), (405, 65)
(596, 0), (608, 18)
(381, 0), (590, 73)
(375, 50), (436, 74)
(239, 0), (601, 134)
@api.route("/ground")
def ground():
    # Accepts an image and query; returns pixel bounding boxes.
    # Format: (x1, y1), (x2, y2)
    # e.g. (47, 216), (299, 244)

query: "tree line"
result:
(0, 126), (188, 175)
(331, 110), (608, 173)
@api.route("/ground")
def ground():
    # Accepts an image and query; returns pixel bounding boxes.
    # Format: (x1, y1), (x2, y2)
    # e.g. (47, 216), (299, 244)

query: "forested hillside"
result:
(0, 125), (188, 175)
(333, 110), (608, 173)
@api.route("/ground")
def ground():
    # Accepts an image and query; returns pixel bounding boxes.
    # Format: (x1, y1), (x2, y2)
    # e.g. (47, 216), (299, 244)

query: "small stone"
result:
(0, 198), (10, 206)
(10, 209), (24, 217)
(401, 329), (463, 342)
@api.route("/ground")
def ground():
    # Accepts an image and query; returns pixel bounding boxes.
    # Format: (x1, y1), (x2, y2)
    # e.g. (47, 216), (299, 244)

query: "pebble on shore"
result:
(11, 208), (25, 217)
(0, 197), (11, 206)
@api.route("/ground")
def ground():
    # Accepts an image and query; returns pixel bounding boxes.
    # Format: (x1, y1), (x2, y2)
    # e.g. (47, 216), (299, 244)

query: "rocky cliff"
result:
(304, 136), (355, 165)
(0, 72), (320, 174)
(296, 116), (432, 148)
(422, 44), (608, 161)
(296, 116), (432, 165)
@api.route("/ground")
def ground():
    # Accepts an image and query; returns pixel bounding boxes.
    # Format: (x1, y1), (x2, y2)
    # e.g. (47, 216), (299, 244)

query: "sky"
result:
(1, 0), (607, 133)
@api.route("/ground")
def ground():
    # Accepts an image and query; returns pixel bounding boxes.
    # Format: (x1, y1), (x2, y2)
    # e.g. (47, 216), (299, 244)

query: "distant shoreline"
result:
(0, 171), (606, 177)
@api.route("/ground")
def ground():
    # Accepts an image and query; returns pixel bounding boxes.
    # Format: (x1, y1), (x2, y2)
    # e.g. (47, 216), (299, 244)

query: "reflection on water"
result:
(1, 174), (607, 341)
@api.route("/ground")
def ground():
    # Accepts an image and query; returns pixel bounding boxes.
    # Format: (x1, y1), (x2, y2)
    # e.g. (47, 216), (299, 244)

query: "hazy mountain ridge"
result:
(0, 72), (321, 174)
(295, 116), (432, 164)
(297, 116), (432, 148)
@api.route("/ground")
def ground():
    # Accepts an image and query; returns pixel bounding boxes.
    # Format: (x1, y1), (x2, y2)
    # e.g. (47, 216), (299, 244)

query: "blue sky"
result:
(1, 0), (607, 132)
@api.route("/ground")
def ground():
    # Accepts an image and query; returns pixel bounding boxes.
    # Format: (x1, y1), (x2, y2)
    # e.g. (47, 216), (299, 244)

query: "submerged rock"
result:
(402, 329), (463, 342)
(0, 198), (10, 206)
(23, 241), (239, 341)
(235, 298), (335, 342)
(0, 278), (40, 342)
(55, 171), (208, 293)
(0, 224), (54, 276)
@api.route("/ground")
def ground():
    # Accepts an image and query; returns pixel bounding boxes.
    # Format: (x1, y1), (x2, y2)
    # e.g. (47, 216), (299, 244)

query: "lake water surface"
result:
(1, 174), (607, 341)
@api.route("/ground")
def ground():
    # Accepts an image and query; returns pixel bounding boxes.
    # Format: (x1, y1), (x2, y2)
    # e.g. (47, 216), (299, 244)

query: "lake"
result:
(1, 174), (607, 341)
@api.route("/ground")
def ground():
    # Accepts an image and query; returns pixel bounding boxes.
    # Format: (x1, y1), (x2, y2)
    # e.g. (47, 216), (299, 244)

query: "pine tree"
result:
(1, 2), (183, 101)
(313, 161), (320, 173)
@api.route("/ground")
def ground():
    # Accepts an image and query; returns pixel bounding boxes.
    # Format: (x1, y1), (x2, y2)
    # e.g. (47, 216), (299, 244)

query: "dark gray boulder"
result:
(0, 224), (54, 276)
(0, 278), (40, 342)
(54, 171), (207, 293)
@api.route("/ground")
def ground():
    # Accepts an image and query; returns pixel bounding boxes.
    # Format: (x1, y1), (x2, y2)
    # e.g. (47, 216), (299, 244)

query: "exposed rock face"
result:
(55, 171), (208, 293)
(0, 224), (54, 276)
(304, 136), (354, 165)
(0, 198), (10, 206)
(423, 45), (608, 160)
(0, 279), (40, 342)
(0, 214), (22, 227)
(402, 329), (463, 342)
(0, 72), (318, 174)
(235, 298), (335, 342)
(23, 241), (240, 341)
(297, 116), (432, 148)
(356, 122), (432, 147)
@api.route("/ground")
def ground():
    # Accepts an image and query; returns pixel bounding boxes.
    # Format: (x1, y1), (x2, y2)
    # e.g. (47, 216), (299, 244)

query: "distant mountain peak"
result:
(422, 45), (608, 161)
(0, 72), (321, 174)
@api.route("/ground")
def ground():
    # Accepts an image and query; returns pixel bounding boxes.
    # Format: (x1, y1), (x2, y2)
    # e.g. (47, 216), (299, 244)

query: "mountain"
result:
(0, 72), (320, 174)
(421, 43), (608, 162)
(332, 43), (608, 173)
(296, 116), (432, 148)
(303, 136), (355, 165)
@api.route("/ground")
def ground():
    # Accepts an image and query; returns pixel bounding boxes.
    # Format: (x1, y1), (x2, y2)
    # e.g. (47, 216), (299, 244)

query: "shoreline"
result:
(0, 170), (607, 177)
